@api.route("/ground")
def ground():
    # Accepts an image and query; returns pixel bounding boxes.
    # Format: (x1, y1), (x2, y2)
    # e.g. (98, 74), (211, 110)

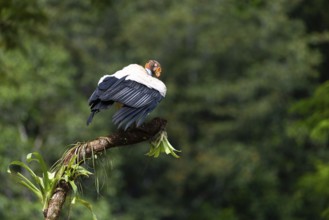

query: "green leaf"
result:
(27, 152), (49, 181)
(70, 180), (78, 195)
(15, 172), (43, 201)
(146, 130), (181, 158)
(73, 197), (98, 220)
(9, 160), (45, 192)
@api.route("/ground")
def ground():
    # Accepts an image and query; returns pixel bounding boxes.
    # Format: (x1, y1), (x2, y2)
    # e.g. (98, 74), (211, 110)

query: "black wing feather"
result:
(87, 76), (164, 129)
(115, 107), (146, 130)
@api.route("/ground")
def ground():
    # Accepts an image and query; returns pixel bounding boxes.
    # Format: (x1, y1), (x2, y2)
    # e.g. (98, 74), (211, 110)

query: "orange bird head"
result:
(145, 60), (162, 78)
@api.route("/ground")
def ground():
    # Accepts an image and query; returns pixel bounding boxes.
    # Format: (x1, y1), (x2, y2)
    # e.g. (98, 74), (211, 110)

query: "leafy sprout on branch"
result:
(8, 152), (97, 220)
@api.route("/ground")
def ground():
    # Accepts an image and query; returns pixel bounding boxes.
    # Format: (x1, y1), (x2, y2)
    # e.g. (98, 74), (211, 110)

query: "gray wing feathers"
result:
(88, 75), (164, 129)
(113, 106), (148, 130)
(100, 80), (159, 108)
(111, 82), (163, 129)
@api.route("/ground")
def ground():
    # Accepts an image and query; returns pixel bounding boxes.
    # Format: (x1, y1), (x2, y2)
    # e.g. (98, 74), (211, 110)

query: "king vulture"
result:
(87, 60), (166, 130)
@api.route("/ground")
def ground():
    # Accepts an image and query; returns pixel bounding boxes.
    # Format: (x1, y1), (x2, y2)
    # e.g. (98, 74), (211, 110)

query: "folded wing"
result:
(87, 75), (164, 130)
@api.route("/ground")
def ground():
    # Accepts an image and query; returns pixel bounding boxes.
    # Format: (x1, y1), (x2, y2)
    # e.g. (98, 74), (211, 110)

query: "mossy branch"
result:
(44, 117), (167, 220)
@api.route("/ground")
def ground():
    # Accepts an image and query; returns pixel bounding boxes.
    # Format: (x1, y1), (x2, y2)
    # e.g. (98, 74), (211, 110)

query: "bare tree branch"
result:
(44, 117), (167, 220)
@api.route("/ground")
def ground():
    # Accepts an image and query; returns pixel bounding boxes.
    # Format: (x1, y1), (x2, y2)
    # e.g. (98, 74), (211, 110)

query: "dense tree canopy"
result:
(1, 0), (328, 219)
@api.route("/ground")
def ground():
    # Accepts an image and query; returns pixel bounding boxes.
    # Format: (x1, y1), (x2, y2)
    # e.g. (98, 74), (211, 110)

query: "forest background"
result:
(0, 0), (329, 219)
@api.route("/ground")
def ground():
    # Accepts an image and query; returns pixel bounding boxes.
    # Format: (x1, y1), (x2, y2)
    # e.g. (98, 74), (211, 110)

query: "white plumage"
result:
(99, 64), (166, 97)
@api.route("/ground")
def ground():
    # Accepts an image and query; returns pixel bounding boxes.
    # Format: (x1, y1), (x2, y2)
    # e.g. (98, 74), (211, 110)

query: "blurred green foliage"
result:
(289, 81), (329, 146)
(1, 0), (329, 219)
(0, 0), (47, 49)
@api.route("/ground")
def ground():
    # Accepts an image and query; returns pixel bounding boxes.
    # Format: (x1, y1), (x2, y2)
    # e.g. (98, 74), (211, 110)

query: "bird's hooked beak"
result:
(154, 66), (161, 78)
(145, 60), (162, 78)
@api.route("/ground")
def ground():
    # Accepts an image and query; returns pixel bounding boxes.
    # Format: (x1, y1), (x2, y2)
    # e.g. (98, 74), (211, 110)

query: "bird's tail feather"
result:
(87, 111), (97, 126)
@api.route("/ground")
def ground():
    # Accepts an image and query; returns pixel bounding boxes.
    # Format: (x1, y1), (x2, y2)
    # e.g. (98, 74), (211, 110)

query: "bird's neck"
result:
(145, 68), (152, 76)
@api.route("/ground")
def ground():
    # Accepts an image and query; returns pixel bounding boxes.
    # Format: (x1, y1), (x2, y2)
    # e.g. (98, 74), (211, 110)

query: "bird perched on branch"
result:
(87, 60), (166, 130)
